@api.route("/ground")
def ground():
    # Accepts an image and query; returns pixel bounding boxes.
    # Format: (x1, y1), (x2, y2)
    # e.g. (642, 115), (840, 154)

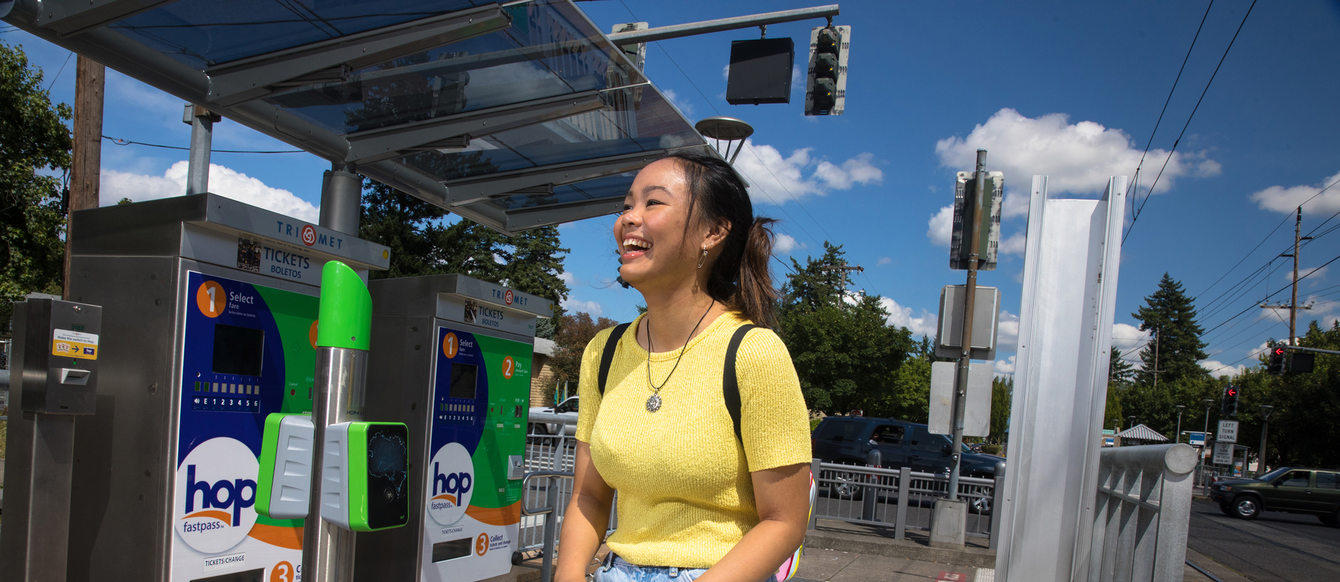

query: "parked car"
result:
(811, 415), (1004, 510)
(1210, 466), (1340, 525)
(528, 395), (579, 436)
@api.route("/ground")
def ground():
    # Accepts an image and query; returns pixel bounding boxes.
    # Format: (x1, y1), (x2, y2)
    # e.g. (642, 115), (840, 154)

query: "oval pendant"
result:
(646, 393), (662, 412)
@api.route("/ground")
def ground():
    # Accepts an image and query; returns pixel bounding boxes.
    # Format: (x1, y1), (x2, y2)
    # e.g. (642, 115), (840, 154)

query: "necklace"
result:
(644, 299), (715, 412)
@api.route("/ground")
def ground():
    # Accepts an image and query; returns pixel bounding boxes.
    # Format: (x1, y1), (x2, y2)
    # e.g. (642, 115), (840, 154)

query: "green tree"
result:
(1250, 321), (1340, 468)
(777, 243), (916, 415)
(1, 41), (71, 329)
(988, 375), (1012, 444)
(358, 180), (571, 337)
(548, 311), (619, 400)
(1132, 273), (1209, 387)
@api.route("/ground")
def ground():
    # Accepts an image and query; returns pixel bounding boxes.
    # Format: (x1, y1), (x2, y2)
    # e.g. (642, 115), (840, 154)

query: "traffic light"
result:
(1221, 385), (1239, 417)
(805, 25), (850, 116)
(1289, 351), (1315, 374)
(1267, 346), (1286, 375)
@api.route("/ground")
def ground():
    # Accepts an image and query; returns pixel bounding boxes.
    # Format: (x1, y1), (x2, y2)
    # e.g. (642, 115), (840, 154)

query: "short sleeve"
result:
(733, 328), (812, 471)
(574, 327), (614, 443)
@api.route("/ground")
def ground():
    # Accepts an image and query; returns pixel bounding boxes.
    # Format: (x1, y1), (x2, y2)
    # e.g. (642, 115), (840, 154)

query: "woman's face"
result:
(615, 159), (710, 292)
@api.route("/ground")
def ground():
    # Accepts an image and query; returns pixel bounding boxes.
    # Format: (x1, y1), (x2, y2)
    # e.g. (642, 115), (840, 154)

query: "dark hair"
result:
(663, 151), (779, 328)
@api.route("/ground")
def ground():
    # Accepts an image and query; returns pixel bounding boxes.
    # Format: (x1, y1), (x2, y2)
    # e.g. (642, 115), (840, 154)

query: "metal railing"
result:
(1088, 443), (1198, 582)
(809, 459), (1003, 545)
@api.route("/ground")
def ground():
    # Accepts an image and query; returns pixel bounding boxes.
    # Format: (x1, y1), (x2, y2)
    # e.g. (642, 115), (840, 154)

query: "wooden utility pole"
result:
(1260, 207), (1310, 344)
(64, 55), (105, 298)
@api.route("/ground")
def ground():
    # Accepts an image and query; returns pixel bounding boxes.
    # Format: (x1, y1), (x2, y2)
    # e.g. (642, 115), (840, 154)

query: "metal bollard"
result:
(862, 448), (882, 520)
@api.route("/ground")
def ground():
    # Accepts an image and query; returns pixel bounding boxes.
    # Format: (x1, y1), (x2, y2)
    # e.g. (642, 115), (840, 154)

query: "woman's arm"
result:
(697, 462), (811, 582)
(554, 442), (615, 582)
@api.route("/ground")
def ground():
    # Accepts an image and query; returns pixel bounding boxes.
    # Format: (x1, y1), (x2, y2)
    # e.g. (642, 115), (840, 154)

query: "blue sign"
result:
(1188, 431), (1207, 446)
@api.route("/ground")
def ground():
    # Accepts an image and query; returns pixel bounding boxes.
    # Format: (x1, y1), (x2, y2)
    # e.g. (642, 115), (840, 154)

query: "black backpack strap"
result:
(597, 322), (631, 396)
(723, 324), (757, 443)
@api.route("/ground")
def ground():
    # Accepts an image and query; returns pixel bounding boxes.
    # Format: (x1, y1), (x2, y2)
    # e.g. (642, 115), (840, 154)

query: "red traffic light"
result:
(1226, 387), (1238, 397)
(1274, 347), (1286, 356)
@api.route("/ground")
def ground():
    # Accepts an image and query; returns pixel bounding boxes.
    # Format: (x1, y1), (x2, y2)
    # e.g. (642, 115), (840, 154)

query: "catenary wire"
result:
(1123, 0), (1257, 244)
(103, 134), (306, 154)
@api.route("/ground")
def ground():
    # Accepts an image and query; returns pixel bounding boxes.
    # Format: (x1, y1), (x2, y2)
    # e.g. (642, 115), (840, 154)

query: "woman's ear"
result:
(702, 219), (730, 252)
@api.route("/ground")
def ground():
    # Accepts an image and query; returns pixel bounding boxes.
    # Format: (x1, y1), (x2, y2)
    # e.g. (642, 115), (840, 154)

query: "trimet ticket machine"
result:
(358, 275), (550, 582)
(63, 194), (388, 582)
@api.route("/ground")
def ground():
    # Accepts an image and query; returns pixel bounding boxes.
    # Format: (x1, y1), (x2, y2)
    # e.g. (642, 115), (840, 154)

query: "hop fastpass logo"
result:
(427, 442), (474, 526)
(174, 437), (259, 554)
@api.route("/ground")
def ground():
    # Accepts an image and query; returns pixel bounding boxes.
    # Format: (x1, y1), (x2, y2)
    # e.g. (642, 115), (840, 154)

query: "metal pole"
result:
(303, 347), (367, 582)
(947, 148), (986, 500)
(320, 164), (362, 235)
(1256, 406), (1274, 477)
(605, 4), (840, 45)
(185, 104), (215, 195)
(1175, 405), (1185, 444)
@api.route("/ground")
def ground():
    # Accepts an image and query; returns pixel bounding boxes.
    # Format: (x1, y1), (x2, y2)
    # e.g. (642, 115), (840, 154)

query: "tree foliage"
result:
(1236, 321), (1340, 468)
(358, 180), (571, 337)
(1132, 273), (1208, 386)
(548, 311), (619, 395)
(1, 41), (71, 329)
(777, 242), (917, 416)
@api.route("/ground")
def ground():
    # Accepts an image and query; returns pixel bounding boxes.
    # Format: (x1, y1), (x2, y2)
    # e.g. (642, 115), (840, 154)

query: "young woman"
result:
(555, 152), (812, 582)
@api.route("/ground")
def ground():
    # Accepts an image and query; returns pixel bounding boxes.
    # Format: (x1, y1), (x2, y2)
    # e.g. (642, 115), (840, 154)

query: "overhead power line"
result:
(103, 134), (305, 154)
(1124, 0), (1258, 244)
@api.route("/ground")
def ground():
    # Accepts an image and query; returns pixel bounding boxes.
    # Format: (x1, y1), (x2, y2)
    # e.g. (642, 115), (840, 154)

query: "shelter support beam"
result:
(206, 5), (510, 107)
(345, 89), (611, 165)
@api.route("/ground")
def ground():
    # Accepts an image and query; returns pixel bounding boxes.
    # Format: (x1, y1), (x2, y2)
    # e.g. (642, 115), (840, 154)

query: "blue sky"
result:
(5, 0), (1340, 379)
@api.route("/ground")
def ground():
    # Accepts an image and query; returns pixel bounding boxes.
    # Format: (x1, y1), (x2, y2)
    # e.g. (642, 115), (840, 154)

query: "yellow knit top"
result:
(575, 311), (812, 568)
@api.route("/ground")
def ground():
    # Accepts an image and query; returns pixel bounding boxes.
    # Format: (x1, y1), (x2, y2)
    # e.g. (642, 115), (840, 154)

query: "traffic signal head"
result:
(805, 26), (850, 116)
(1221, 385), (1240, 417)
(1267, 346), (1286, 375)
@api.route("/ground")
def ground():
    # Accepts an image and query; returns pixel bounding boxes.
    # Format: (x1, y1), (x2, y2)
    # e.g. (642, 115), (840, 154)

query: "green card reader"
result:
(257, 413), (315, 519)
(322, 421), (410, 532)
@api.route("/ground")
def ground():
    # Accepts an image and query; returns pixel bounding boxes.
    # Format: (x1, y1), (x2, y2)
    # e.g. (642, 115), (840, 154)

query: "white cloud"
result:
(996, 310), (1020, 352)
(1250, 170), (1340, 215)
(1002, 189), (1030, 219)
(773, 233), (800, 254)
(879, 297), (938, 339)
(558, 271), (575, 285)
(561, 298), (603, 316)
(999, 232), (1027, 255)
(100, 161), (318, 222)
(1298, 266), (1329, 284)
(877, 257), (892, 266)
(1200, 359), (1245, 378)
(994, 355), (1016, 376)
(734, 142), (882, 204)
(927, 205), (953, 246)
(935, 108), (1220, 197)
(1111, 323), (1150, 367)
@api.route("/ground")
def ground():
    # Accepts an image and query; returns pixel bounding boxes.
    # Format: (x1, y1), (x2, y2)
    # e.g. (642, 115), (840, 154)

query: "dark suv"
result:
(812, 416), (1005, 477)
(1210, 467), (1340, 525)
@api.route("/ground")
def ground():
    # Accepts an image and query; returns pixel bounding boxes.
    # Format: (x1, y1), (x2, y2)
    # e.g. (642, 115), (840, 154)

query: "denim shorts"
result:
(593, 554), (708, 582)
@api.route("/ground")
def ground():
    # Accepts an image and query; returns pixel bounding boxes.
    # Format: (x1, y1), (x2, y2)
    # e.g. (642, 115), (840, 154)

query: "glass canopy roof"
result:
(3, 0), (712, 233)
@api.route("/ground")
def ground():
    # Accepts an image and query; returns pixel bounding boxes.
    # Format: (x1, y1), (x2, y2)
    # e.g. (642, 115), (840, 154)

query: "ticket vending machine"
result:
(63, 194), (388, 582)
(357, 275), (550, 582)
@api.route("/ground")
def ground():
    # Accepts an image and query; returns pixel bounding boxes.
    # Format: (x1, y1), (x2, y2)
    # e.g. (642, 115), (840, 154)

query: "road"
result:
(1188, 497), (1340, 580)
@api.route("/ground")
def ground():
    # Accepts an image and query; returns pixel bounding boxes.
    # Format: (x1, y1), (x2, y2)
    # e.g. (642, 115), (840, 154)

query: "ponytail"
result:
(663, 151), (781, 329)
(732, 217), (779, 328)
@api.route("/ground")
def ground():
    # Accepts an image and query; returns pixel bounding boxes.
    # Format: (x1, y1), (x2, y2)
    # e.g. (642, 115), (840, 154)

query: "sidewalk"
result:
(503, 517), (1255, 582)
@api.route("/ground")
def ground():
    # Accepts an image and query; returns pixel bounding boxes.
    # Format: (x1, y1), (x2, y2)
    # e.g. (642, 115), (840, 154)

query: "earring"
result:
(697, 248), (708, 270)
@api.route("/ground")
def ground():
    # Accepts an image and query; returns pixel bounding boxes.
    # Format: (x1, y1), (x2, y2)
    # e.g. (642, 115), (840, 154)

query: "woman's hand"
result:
(696, 462), (811, 582)
(554, 442), (615, 582)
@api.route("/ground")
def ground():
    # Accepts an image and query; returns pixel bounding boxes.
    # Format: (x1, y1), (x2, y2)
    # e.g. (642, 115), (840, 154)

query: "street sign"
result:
(928, 361), (993, 437)
(935, 285), (1000, 360)
(1213, 442), (1234, 465)
(1218, 419), (1239, 443)
(949, 171), (1003, 270)
(1187, 431), (1206, 446)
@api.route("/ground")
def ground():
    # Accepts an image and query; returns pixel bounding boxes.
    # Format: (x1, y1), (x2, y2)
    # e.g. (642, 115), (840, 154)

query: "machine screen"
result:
(189, 568), (263, 582)
(449, 363), (477, 399)
(432, 538), (472, 563)
(365, 423), (409, 530)
(211, 323), (264, 376)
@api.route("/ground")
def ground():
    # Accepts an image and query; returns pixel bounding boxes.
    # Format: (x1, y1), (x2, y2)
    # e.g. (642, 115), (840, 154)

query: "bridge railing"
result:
(1088, 443), (1198, 582)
